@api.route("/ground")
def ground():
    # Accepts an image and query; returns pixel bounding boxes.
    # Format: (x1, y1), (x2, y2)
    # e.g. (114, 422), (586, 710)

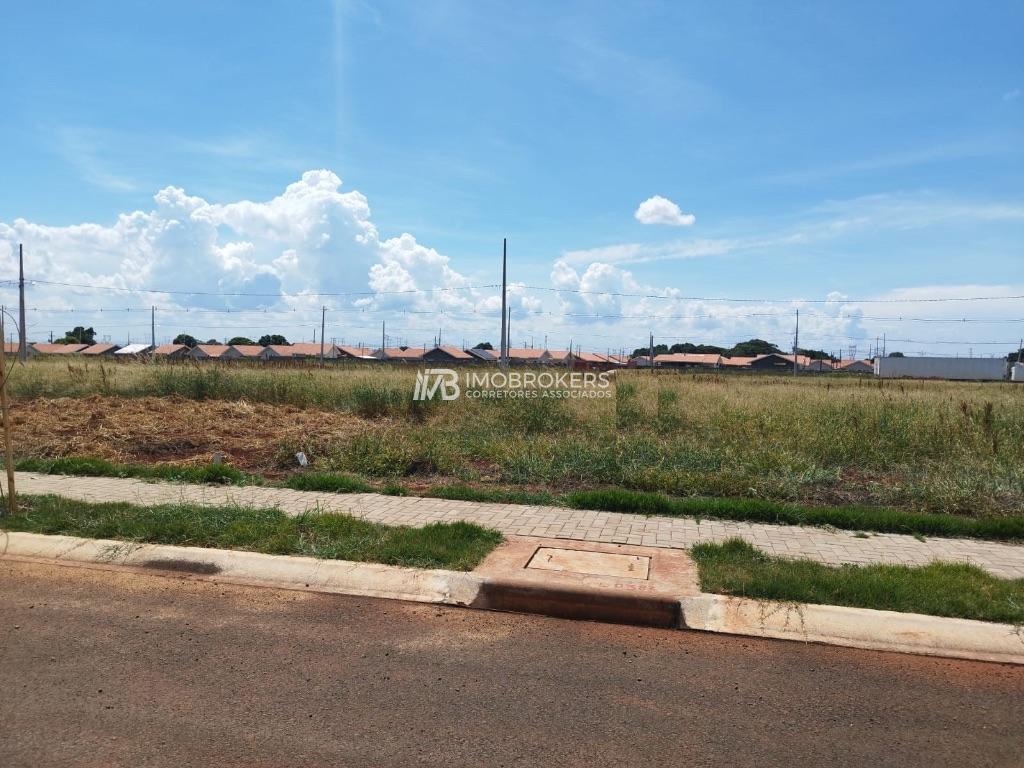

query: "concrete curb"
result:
(681, 594), (1024, 665)
(3, 531), (1022, 665)
(0, 531), (483, 606)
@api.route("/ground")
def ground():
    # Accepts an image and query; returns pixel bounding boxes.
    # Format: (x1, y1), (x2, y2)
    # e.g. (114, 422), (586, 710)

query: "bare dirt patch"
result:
(10, 395), (369, 476)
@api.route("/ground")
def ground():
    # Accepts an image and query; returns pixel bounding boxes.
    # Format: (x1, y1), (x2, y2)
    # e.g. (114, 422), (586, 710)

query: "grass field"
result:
(8, 359), (1023, 520)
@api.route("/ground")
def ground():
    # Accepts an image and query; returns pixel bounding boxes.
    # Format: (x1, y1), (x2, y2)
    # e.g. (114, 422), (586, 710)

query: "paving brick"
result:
(9, 471), (1024, 578)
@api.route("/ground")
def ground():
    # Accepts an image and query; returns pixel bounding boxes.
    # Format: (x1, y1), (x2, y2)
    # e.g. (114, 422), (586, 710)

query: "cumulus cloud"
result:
(634, 195), (695, 226)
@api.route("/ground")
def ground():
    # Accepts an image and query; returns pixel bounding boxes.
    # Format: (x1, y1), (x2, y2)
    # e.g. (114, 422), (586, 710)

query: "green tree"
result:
(888, 351), (906, 358)
(227, 336), (256, 346)
(668, 342), (726, 354)
(258, 334), (289, 346)
(631, 343), (669, 357)
(474, 341), (494, 350)
(726, 338), (780, 357)
(173, 333), (199, 347)
(57, 326), (96, 345)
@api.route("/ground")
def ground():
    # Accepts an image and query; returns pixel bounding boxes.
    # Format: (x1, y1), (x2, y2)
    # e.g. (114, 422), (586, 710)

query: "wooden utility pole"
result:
(150, 306), (156, 349)
(18, 244), (26, 363)
(649, 332), (655, 373)
(499, 238), (508, 369)
(319, 306), (326, 367)
(0, 308), (16, 516)
(792, 310), (799, 377)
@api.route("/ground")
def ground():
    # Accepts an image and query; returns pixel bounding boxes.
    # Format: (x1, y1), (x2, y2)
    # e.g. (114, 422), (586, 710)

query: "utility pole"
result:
(1017, 338), (1023, 365)
(150, 306), (156, 349)
(319, 306), (326, 366)
(0, 307), (15, 516)
(381, 320), (386, 358)
(507, 307), (511, 355)
(792, 310), (800, 376)
(649, 332), (655, 373)
(17, 245), (26, 362)
(499, 238), (508, 369)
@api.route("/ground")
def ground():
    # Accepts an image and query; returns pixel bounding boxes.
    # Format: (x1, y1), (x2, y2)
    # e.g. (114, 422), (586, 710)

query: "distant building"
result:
(190, 344), (239, 360)
(835, 359), (873, 374)
(335, 345), (375, 361)
(80, 343), (120, 357)
(32, 343), (88, 355)
(874, 356), (1008, 381)
(228, 344), (265, 360)
(654, 353), (721, 369)
(371, 347), (426, 363)
(720, 356), (756, 370)
(422, 346), (475, 365)
(113, 343), (153, 358)
(152, 344), (191, 360)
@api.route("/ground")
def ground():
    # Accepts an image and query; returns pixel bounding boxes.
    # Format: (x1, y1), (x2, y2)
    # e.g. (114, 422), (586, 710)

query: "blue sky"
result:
(0, 0), (1021, 355)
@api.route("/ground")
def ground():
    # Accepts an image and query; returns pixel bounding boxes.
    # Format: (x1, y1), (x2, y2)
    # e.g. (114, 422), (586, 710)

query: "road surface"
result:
(1, 558), (1021, 767)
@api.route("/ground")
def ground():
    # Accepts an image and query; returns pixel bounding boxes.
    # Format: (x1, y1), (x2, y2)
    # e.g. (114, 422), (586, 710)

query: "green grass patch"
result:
(282, 472), (373, 493)
(565, 488), (1024, 541)
(692, 538), (1024, 624)
(425, 484), (556, 506)
(3, 494), (501, 571)
(15, 456), (253, 485)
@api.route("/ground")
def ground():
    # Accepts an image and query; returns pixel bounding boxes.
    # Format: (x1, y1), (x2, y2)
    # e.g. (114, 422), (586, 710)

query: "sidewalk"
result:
(8, 471), (1024, 578)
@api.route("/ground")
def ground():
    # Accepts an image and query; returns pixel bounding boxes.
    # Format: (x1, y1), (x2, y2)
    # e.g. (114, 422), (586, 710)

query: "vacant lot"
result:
(9, 359), (1024, 516)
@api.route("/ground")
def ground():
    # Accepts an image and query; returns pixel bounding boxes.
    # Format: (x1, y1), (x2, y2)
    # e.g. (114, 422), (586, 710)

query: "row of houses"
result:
(14, 342), (873, 372)
(16, 342), (623, 367)
(641, 352), (875, 373)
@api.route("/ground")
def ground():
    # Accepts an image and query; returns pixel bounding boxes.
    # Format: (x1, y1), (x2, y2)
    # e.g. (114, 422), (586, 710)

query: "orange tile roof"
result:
(655, 353), (721, 365)
(431, 345), (473, 360)
(336, 345), (374, 358)
(33, 343), (87, 354)
(376, 347), (425, 360)
(152, 344), (189, 356)
(229, 344), (264, 357)
(194, 344), (231, 357)
(81, 343), (118, 355)
(720, 356), (756, 367)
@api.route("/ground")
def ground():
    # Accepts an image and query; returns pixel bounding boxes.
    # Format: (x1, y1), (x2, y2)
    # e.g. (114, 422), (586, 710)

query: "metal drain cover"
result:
(526, 547), (651, 579)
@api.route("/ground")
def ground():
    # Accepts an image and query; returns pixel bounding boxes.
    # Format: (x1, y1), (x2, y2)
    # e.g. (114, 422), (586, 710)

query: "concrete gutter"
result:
(681, 594), (1024, 666)
(2, 531), (1022, 665)
(0, 531), (483, 606)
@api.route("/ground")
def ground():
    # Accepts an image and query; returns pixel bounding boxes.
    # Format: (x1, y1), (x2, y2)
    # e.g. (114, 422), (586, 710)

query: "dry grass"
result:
(9, 394), (368, 476)
(7, 359), (1023, 516)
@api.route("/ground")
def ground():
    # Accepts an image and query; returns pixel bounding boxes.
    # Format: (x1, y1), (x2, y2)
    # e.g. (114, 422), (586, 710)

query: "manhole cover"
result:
(526, 547), (650, 579)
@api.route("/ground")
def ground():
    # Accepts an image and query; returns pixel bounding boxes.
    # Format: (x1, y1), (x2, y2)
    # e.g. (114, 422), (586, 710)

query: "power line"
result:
(525, 285), (1024, 303)
(2, 279), (498, 298)
(8, 278), (1023, 304)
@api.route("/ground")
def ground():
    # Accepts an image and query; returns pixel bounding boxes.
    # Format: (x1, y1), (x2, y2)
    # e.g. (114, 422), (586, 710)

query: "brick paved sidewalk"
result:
(7, 472), (1024, 578)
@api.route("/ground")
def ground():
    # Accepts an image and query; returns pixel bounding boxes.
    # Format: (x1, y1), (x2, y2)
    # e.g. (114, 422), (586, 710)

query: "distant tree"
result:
(227, 336), (256, 346)
(57, 326), (96, 345)
(726, 338), (780, 357)
(258, 334), (289, 346)
(668, 342), (726, 355)
(173, 333), (199, 347)
(1006, 348), (1024, 362)
(205, 338), (218, 345)
(631, 343), (669, 357)
(474, 342), (494, 350)
(888, 351), (905, 358)
(796, 347), (833, 361)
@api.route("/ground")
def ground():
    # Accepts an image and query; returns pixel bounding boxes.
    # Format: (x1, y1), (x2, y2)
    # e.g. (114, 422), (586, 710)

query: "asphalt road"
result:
(1, 558), (1021, 768)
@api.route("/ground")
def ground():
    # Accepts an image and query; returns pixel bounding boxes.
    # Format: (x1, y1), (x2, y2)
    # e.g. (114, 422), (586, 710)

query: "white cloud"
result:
(634, 195), (695, 227)
(1003, 89), (1020, 102)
